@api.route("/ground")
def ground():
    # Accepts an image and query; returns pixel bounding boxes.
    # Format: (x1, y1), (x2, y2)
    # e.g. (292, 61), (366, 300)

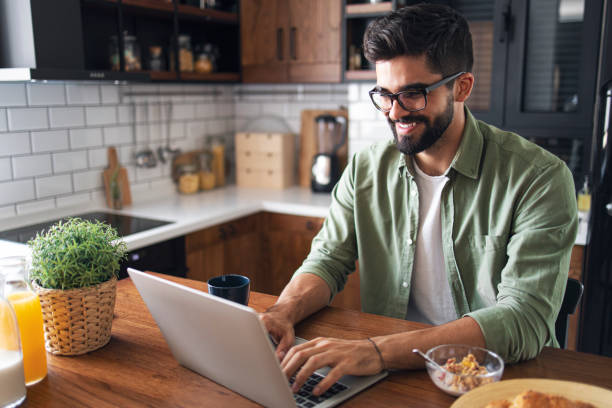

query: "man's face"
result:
(374, 55), (455, 155)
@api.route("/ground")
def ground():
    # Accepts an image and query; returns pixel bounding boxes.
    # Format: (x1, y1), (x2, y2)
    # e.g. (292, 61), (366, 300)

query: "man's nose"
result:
(388, 99), (407, 122)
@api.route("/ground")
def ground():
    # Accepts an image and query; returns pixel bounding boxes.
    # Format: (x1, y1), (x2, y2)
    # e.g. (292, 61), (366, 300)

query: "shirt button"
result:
(402, 281), (409, 288)
(407, 238), (413, 245)
(411, 189), (417, 196)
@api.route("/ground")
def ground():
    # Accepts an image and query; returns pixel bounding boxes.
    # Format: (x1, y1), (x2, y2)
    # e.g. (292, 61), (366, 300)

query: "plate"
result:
(450, 378), (612, 408)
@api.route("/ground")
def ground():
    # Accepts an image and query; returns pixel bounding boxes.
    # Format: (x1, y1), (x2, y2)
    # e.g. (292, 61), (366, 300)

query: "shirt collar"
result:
(395, 107), (483, 180)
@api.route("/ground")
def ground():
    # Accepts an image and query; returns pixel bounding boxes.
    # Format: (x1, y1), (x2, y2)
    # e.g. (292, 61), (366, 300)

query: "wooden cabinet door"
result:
(240, 0), (289, 83)
(287, 0), (342, 83)
(185, 214), (262, 290)
(261, 212), (361, 311)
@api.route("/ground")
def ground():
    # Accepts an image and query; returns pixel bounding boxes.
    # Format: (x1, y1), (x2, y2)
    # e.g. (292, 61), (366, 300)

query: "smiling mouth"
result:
(395, 121), (418, 134)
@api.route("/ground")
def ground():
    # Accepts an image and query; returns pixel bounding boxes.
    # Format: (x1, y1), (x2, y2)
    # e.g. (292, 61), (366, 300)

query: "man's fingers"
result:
(313, 366), (345, 396)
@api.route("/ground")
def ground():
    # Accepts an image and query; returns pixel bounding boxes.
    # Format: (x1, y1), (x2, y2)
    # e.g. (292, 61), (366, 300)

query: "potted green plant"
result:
(28, 218), (127, 355)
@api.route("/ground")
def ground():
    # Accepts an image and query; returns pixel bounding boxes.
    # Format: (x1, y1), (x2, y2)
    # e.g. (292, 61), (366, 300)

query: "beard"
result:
(388, 94), (454, 155)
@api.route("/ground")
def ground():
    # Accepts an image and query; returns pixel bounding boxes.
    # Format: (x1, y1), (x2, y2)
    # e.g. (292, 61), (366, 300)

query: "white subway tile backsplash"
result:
(27, 84), (66, 106)
(49, 107), (85, 128)
(135, 165), (163, 181)
(349, 102), (378, 121)
(31, 130), (69, 152)
(100, 85), (120, 104)
(85, 106), (117, 126)
(103, 125), (132, 145)
(70, 128), (103, 149)
(7, 107), (48, 131)
(187, 121), (207, 140)
(0, 109), (7, 131)
(359, 83), (376, 100)
(56, 192), (91, 208)
(35, 174), (72, 198)
(117, 104), (134, 124)
(88, 148), (108, 168)
(0, 132), (30, 157)
(0, 179), (35, 206)
(73, 170), (103, 191)
(172, 104), (195, 120)
(66, 84), (100, 105)
(16, 199), (56, 215)
(0, 205), (16, 220)
(195, 103), (217, 119)
(360, 121), (390, 141)
(0, 84), (27, 107)
(348, 83), (360, 102)
(53, 151), (88, 173)
(13, 154), (52, 178)
(0, 158), (11, 181)
(169, 122), (185, 140)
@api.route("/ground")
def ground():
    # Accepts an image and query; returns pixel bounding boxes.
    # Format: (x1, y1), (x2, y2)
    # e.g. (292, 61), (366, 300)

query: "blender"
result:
(311, 114), (347, 192)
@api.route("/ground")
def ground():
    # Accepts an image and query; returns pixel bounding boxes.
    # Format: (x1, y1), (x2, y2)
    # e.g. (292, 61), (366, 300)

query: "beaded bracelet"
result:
(367, 338), (386, 371)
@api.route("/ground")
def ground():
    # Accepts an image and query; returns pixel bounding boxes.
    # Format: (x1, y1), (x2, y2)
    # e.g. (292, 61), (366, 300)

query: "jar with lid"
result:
(194, 43), (219, 74)
(148, 46), (166, 71)
(0, 256), (47, 387)
(109, 32), (142, 71)
(177, 163), (199, 194)
(198, 151), (215, 190)
(178, 35), (194, 72)
(0, 274), (26, 408)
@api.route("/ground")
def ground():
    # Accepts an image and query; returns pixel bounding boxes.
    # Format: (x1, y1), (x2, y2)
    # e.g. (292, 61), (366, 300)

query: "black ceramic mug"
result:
(207, 274), (250, 305)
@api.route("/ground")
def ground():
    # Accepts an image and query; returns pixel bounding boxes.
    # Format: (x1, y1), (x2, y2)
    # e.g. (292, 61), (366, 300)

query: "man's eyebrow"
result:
(374, 82), (429, 93)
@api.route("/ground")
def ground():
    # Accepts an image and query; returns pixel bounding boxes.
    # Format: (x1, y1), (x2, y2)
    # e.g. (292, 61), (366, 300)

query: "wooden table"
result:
(25, 274), (612, 407)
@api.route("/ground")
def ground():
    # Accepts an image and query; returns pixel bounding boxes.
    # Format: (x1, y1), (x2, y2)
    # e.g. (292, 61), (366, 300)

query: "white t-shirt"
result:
(405, 161), (457, 326)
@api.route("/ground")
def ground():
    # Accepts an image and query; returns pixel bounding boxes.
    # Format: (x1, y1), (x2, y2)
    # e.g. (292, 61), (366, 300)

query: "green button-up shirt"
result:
(295, 108), (578, 363)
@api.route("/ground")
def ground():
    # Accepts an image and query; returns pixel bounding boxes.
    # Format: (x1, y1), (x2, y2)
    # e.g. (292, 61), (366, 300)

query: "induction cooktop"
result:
(0, 212), (172, 244)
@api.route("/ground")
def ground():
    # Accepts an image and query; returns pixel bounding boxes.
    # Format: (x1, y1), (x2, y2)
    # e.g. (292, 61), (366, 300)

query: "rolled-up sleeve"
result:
(466, 161), (578, 363)
(293, 155), (359, 300)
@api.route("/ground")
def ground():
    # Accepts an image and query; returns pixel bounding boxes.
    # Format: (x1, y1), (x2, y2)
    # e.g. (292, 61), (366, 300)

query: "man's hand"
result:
(259, 307), (295, 361)
(281, 337), (385, 396)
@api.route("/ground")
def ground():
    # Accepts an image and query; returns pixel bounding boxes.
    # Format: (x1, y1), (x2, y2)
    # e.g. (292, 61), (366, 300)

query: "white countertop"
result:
(0, 186), (333, 255)
(0, 184), (587, 257)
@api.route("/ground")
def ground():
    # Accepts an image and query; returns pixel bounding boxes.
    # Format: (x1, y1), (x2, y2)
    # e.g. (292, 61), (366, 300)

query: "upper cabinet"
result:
(240, 0), (342, 83)
(0, 0), (240, 82)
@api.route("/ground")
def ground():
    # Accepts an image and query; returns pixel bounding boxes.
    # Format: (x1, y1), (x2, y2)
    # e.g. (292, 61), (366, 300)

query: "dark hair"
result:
(363, 3), (473, 78)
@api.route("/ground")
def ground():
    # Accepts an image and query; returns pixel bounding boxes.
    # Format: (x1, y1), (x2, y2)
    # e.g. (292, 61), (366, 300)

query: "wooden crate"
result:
(235, 132), (295, 189)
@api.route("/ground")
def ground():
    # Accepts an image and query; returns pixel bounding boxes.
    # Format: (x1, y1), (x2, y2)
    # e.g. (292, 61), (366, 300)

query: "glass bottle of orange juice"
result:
(0, 256), (47, 386)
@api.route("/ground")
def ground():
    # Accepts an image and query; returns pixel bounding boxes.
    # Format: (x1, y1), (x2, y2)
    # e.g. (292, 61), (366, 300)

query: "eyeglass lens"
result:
(371, 91), (425, 112)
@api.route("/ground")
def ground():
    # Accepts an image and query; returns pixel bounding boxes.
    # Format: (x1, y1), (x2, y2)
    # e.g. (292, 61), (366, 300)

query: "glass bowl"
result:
(425, 344), (504, 397)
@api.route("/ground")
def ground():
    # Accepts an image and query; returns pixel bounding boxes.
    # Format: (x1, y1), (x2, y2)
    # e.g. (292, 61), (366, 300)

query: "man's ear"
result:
(454, 72), (474, 102)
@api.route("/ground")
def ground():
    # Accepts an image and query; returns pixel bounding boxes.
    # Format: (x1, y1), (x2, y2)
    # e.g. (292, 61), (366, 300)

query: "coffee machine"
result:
(311, 114), (347, 192)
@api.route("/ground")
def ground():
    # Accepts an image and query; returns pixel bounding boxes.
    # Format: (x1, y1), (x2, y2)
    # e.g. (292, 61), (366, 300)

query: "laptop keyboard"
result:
(289, 372), (349, 407)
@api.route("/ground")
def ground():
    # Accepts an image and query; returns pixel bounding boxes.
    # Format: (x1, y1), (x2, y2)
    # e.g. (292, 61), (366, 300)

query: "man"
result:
(261, 3), (578, 397)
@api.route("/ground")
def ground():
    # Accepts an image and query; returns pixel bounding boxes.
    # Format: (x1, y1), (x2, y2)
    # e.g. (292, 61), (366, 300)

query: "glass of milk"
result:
(0, 275), (26, 408)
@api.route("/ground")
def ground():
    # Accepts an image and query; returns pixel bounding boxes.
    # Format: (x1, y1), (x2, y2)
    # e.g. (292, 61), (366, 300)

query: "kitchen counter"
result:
(0, 186), (332, 255)
(0, 183), (586, 257)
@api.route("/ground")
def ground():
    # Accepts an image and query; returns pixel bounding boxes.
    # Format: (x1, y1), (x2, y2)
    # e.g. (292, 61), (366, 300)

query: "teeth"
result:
(397, 122), (416, 128)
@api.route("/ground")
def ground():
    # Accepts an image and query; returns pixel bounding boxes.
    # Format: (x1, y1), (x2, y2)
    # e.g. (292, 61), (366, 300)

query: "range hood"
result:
(0, 0), (149, 82)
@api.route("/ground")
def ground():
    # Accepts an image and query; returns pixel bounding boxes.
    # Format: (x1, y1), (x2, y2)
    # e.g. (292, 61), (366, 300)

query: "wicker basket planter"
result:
(33, 277), (117, 356)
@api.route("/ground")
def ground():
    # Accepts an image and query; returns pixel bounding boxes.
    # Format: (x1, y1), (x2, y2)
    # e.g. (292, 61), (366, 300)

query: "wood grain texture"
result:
(102, 147), (131, 209)
(26, 273), (612, 407)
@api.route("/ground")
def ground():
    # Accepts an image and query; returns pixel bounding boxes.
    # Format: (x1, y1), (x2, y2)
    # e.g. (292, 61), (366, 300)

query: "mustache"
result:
(388, 115), (428, 124)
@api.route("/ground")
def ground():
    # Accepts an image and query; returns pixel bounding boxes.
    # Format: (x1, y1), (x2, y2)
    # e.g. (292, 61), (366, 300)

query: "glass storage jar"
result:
(109, 32), (142, 71)
(178, 35), (194, 72)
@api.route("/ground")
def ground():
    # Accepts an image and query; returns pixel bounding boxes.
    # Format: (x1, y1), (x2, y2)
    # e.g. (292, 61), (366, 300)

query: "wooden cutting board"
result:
(103, 147), (132, 208)
(298, 109), (348, 188)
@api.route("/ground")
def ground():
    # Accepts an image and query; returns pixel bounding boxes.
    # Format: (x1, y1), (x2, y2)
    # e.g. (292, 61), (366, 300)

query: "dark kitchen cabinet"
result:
(240, 0), (342, 83)
(0, 0), (240, 82)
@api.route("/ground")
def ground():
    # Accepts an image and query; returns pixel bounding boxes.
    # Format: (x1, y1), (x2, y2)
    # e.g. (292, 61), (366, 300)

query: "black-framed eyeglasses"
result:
(368, 71), (465, 113)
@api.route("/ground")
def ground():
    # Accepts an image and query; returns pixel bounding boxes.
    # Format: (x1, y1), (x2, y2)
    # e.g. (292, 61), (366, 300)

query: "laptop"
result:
(127, 268), (388, 408)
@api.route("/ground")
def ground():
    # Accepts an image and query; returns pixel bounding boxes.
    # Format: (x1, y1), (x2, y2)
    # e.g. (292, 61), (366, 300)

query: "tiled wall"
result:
(0, 81), (388, 220)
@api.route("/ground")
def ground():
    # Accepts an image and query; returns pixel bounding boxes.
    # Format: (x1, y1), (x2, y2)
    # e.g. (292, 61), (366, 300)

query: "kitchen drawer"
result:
(235, 150), (285, 169)
(235, 132), (292, 153)
(236, 166), (293, 189)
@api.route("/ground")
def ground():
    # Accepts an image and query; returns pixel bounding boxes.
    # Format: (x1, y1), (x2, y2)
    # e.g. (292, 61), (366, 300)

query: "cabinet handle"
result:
(290, 27), (297, 60)
(306, 221), (315, 231)
(277, 28), (284, 61)
(219, 227), (227, 240)
(228, 224), (237, 236)
(499, 2), (512, 43)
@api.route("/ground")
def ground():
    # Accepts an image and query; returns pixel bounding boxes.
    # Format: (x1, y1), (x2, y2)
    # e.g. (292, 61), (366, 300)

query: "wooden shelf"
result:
(179, 71), (240, 82)
(177, 5), (238, 24)
(346, 2), (392, 17)
(345, 70), (376, 81)
(98, 0), (238, 24)
(149, 71), (178, 81)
